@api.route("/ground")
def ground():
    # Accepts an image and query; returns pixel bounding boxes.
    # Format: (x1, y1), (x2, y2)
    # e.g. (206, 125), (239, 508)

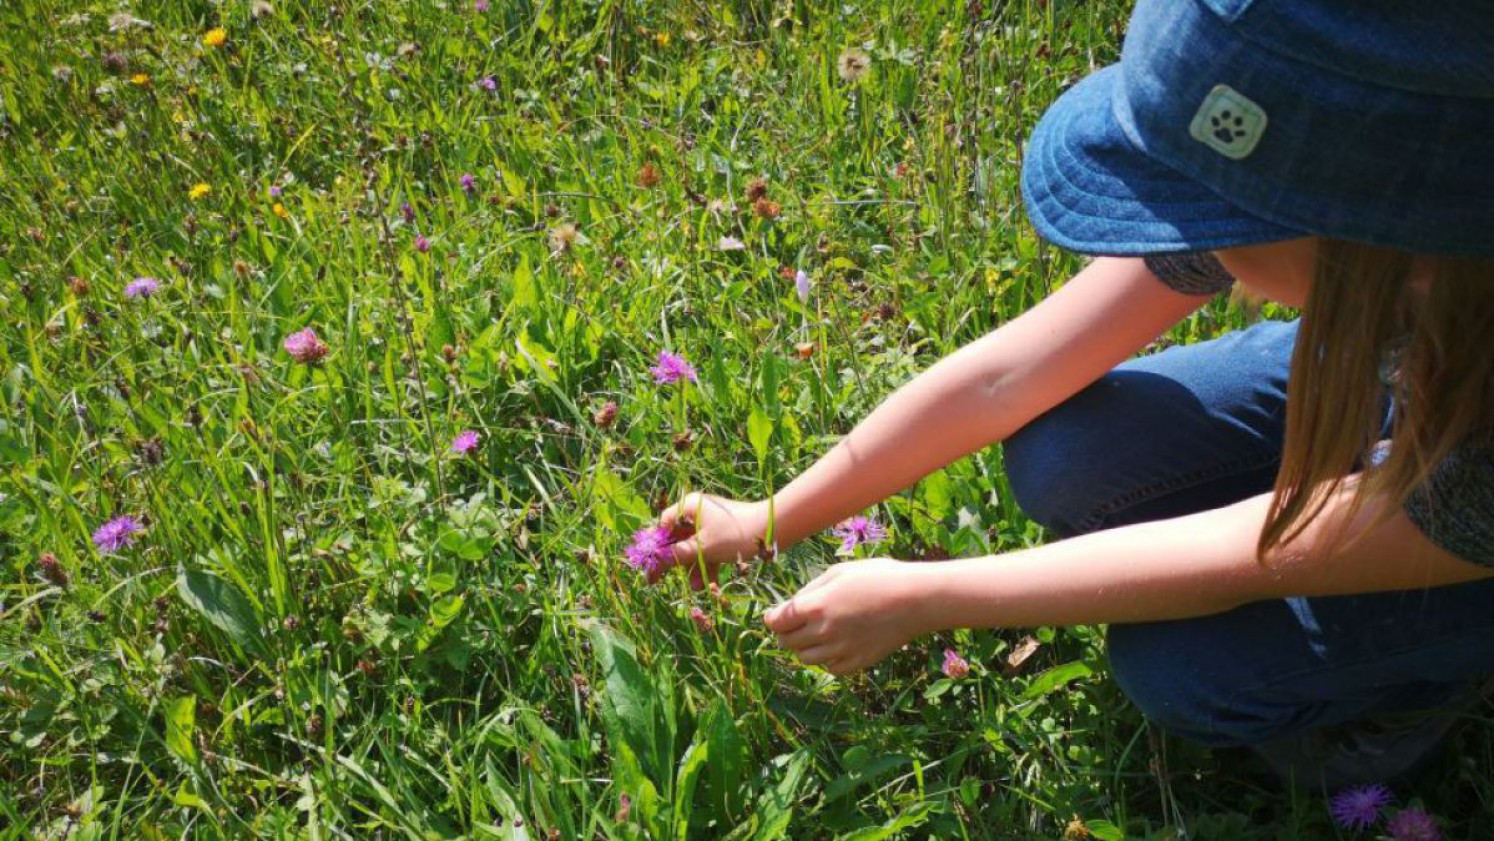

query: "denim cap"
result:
(1021, 0), (1494, 257)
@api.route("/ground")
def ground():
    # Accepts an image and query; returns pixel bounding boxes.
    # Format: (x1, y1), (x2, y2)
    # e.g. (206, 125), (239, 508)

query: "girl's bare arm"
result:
(764, 481), (1494, 676)
(917, 485), (1494, 631)
(766, 256), (1211, 549)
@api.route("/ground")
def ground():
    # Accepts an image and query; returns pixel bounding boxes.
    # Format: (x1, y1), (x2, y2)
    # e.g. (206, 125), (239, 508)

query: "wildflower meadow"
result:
(3, 1), (1491, 838)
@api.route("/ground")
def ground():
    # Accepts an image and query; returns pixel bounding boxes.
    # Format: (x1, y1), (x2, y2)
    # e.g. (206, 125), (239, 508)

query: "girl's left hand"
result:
(763, 558), (932, 676)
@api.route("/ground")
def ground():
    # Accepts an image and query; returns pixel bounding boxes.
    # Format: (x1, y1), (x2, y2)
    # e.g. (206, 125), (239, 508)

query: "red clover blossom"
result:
(1387, 809), (1440, 841)
(283, 328), (330, 364)
(689, 606), (713, 632)
(941, 648), (970, 678)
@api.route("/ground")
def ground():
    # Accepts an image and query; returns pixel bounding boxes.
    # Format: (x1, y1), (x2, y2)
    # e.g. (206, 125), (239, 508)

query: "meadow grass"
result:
(3, 1), (1492, 838)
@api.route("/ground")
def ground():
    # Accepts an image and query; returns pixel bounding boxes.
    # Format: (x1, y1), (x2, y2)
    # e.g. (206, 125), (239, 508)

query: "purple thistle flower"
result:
(474, 0), (489, 10)
(794, 269), (810, 304)
(460, 172), (476, 194)
(625, 526), (674, 576)
(1387, 809), (1440, 841)
(282, 327), (330, 364)
(450, 429), (480, 455)
(401, 201), (416, 223)
(414, 235), (431, 253)
(1329, 784), (1393, 831)
(831, 515), (887, 554)
(269, 184), (283, 198)
(479, 76), (496, 91)
(124, 276), (160, 299)
(649, 351), (697, 385)
(92, 515), (144, 554)
(941, 648), (970, 678)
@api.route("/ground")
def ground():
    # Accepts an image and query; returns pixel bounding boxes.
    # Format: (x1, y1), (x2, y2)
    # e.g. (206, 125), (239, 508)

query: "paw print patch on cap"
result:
(1189, 84), (1267, 160)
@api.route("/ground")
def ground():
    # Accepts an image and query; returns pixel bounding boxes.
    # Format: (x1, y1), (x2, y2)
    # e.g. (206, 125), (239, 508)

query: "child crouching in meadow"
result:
(652, 0), (1494, 790)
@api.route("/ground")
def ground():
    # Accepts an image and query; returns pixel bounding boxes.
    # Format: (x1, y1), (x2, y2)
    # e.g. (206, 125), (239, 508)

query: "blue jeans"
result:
(1003, 319), (1494, 746)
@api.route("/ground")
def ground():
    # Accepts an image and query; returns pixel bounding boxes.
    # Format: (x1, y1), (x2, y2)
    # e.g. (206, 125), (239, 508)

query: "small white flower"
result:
(107, 12), (152, 31)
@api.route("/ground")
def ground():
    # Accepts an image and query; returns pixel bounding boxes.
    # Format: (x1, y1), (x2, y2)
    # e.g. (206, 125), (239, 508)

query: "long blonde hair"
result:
(1259, 240), (1494, 559)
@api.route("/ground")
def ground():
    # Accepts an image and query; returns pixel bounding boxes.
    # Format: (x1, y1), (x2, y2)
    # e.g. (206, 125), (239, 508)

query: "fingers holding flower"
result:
(764, 558), (932, 676)
(638, 494), (770, 588)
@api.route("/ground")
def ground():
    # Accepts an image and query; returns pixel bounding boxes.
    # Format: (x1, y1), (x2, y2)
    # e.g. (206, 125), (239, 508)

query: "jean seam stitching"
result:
(1074, 449), (1282, 533)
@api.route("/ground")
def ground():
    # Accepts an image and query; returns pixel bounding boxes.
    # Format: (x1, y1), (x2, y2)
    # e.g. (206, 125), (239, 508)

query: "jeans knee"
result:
(1004, 412), (1103, 538)
(1107, 622), (1287, 747)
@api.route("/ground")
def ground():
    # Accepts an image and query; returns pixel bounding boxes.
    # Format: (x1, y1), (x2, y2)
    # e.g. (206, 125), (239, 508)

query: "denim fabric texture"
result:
(1003, 319), (1494, 746)
(1020, 0), (1494, 257)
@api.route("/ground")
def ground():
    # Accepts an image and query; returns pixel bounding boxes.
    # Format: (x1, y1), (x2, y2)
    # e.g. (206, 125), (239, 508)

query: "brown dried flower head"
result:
(547, 222), (584, 254)
(38, 553), (68, 588)
(837, 48), (872, 83)
(592, 400), (618, 428)
(745, 177), (769, 203)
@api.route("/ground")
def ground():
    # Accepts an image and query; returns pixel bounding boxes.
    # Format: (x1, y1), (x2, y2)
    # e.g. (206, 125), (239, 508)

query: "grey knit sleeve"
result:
(1143, 252), (1236, 297)
(1403, 442), (1494, 567)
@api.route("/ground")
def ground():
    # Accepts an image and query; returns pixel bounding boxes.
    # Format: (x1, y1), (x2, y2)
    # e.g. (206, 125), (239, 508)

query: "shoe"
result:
(1250, 678), (1493, 792)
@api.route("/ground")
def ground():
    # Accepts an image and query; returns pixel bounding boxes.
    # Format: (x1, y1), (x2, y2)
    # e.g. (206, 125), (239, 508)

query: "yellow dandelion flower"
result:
(130, 73), (151, 87)
(189, 183), (212, 201)
(203, 28), (227, 48)
(272, 203), (290, 219)
(654, 31), (671, 48)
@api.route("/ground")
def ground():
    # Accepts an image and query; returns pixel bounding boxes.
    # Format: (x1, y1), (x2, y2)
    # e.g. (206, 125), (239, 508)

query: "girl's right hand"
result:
(652, 493), (774, 589)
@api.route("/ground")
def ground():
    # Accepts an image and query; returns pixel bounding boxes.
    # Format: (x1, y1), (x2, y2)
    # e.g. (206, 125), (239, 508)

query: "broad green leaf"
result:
(429, 594), (464, 629)
(1021, 660), (1095, 700)
(586, 621), (673, 791)
(759, 353), (783, 414)
(920, 468), (954, 521)
(825, 750), (911, 803)
(510, 253), (535, 309)
(482, 758), (533, 841)
(164, 695), (197, 764)
(705, 700), (746, 819)
(591, 465), (650, 530)
(176, 567), (264, 655)
(751, 750), (811, 841)
(171, 782), (210, 812)
(746, 405), (773, 466)
(0, 418), (26, 462)
(672, 740), (709, 841)
(437, 529), (494, 561)
(1085, 820), (1127, 841)
(836, 802), (936, 841)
